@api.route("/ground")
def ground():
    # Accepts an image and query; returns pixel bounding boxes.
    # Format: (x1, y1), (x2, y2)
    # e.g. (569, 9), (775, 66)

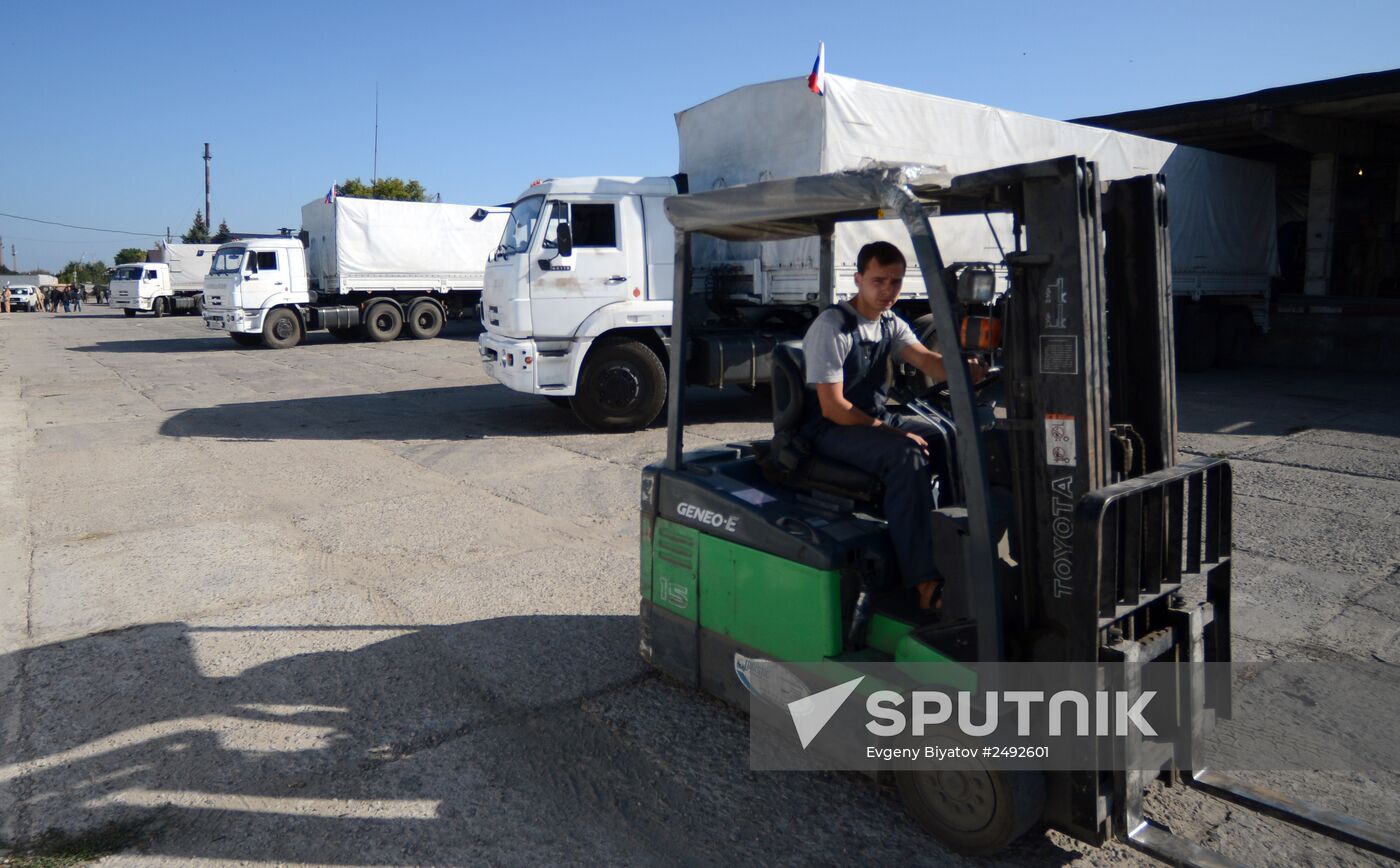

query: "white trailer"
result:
(110, 242), (220, 317)
(202, 197), (508, 349)
(479, 74), (1280, 430)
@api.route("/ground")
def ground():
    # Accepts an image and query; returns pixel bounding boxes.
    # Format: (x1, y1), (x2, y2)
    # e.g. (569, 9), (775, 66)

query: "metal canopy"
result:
(662, 164), (954, 242)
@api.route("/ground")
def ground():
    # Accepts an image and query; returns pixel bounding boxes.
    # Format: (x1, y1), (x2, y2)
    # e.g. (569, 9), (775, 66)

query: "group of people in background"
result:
(0, 283), (99, 313)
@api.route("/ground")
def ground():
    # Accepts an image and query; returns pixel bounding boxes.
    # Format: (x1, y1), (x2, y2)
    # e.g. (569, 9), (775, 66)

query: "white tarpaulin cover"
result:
(152, 242), (220, 292)
(676, 75), (1277, 283)
(301, 198), (509, 285)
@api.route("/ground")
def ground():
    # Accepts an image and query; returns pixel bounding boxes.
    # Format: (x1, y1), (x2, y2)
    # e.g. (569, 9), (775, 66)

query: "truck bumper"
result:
(479, 332), (548, 395)
(203, 308), (265, 334)
(114, 297), (152, 311)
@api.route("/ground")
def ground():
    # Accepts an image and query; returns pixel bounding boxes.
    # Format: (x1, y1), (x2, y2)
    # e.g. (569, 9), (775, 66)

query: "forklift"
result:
(637, 158), (1400, 863)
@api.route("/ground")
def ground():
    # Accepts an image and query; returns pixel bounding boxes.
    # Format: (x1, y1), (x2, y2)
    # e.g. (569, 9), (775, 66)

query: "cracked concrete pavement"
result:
(0, 309), (1397, 866)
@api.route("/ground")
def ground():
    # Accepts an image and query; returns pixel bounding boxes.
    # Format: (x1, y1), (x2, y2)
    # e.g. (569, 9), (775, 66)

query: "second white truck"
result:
(110, 242), (220, 317)
(202, 196), (508, 348)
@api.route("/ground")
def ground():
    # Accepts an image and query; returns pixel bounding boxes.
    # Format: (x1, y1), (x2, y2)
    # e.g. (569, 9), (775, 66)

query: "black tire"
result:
(193, 296), (205, 315)
(1174, 306), (1217, 372)
(327, 326), (360, 341)
(261, 308), (303, 349)
(364, 302), (403, 342)
(229, 332), (261, 347)
(545, 396), (573, 409)
(123, 308), (137, 318)
(1214, 308), (1254, 369)
(151, 297), (168, 318)
(406, 300), (444, 340)
(570, 338), (667, 432)
(895, 758), (1045, 856)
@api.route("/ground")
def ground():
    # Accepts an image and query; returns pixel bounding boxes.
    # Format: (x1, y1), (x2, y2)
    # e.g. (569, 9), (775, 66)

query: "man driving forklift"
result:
(802, 241), (981, 612)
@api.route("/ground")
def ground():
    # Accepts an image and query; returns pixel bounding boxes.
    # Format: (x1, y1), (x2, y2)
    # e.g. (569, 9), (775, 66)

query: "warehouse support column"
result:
(1304, 153), (1338, 296)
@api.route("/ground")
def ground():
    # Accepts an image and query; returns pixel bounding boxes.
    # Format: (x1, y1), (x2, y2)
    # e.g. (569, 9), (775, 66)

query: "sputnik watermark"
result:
(785, 677), (1157, 749)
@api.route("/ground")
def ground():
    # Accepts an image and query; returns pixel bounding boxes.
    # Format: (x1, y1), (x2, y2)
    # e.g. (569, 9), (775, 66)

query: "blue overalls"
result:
(803, 303), (941, 590)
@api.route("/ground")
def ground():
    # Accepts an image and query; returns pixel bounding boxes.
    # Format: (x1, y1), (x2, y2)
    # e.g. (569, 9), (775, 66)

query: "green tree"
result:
(336, 177), (429, 202)
(114, 247), (147, 265)
(182, 211), (210, 243)
(59, 259), (110, 286)
(211, 219), (234, 244)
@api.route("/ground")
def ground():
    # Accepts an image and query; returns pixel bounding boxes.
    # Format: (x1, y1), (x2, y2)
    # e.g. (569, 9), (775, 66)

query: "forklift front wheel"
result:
(895, 759), (1045, 856)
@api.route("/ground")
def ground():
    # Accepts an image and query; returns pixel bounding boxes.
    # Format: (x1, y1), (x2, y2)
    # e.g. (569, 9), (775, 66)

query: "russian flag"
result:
(325, 182), (337, 204)
(808, 42), (826, 95)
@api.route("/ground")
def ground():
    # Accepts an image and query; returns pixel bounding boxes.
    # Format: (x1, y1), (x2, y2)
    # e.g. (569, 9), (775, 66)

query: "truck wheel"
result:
(261, 309), (303, 349)
(406, 300), (444, 340)
(1214, 308), (1254, 369)
(229, 332), (261, 347)
(570, 338), (667, 432)
(1174, 307), (1217, 372)
(895, 758), (1044, 856)
(123, 308), (136, 318)
(151, 297), (168, 318)
(364, 303), (403, 342)
(193, 296), (205, 315)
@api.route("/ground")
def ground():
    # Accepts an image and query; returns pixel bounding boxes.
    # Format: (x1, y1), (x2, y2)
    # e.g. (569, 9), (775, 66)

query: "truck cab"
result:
(202, 237), (310, 344)
(479, 176), (678, 430)
(109, 263), (169, 316)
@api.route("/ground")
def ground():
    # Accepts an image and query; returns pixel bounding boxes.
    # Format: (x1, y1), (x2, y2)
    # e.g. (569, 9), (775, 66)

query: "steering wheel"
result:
(916, 368), (1003, 406)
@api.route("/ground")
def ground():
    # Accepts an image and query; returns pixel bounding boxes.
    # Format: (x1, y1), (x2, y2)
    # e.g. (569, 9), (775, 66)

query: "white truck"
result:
(109, 242), (220, 317)
(202, 197), (508, 348)
(479, 74), (1279, 431)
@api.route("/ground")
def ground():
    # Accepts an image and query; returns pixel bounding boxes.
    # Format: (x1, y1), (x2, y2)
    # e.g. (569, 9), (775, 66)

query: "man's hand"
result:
(967, 356), (988, 384)
(903, 430), (929, 454)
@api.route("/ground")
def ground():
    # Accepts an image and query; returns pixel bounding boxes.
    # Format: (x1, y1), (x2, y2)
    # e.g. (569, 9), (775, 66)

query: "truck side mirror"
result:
(556, 223), (573, 258)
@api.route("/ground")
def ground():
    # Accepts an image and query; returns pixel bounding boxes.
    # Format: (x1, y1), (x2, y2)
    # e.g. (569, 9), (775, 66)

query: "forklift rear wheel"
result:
(895, 753), (1044, 856)
(151, 297), (168, 318)
(123, 308), (136, 318)
(571, 339), (666, 431)
(229, 332), (261, 347)
(364, 303), (403, 342)
(406, 300), (444, 340)
(261, 309), (303, 349)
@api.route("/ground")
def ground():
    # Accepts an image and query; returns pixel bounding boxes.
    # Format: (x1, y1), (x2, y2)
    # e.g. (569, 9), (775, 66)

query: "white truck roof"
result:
(520, 176), (679, 198)
(676, 74), (1277, 279)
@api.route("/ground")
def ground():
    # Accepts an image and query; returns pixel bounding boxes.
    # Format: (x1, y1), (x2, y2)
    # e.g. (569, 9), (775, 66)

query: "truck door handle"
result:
(274, 281), (283, 286)
(606, 276), (627, 284)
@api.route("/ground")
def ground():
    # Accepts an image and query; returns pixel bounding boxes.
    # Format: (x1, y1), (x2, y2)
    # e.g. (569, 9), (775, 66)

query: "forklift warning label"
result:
(1045, 414), (1077, 467)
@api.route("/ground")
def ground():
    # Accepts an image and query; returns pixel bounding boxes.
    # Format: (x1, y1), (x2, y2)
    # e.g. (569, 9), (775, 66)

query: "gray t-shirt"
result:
(803, 301), (920, 385)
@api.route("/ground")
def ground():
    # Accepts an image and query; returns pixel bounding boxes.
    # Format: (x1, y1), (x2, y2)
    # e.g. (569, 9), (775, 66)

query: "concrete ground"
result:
(0, 309), (1396, 867)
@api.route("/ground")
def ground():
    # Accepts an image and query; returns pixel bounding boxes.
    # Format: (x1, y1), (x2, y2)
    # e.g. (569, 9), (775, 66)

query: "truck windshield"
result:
(111, 266), (144, 281)
(497, 195), (544, 259)
(209, 248), (246, 274)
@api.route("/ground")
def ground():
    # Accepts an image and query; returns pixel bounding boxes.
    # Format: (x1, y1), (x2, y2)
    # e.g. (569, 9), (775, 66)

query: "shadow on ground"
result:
(68, 321), (485, 355)
(0, 617), (1081, 865)
(159, 385), (772, 441)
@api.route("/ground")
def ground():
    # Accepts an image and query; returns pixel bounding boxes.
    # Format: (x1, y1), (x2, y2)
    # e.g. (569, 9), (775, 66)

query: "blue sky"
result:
(2, 0), (1396, 271)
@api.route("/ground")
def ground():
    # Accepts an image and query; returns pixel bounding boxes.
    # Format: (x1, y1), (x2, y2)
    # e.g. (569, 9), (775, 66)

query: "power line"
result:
(0, 211), (163, 238)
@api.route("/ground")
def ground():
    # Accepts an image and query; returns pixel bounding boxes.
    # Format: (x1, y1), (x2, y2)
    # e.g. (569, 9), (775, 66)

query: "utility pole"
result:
(372, 83), (379, 184)
(10, 244), (16, 272)
(204, 143), (212, 230)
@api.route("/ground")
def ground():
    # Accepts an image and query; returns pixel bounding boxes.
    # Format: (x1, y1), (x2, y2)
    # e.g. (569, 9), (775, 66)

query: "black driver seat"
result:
(756, 341), (883, 506)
